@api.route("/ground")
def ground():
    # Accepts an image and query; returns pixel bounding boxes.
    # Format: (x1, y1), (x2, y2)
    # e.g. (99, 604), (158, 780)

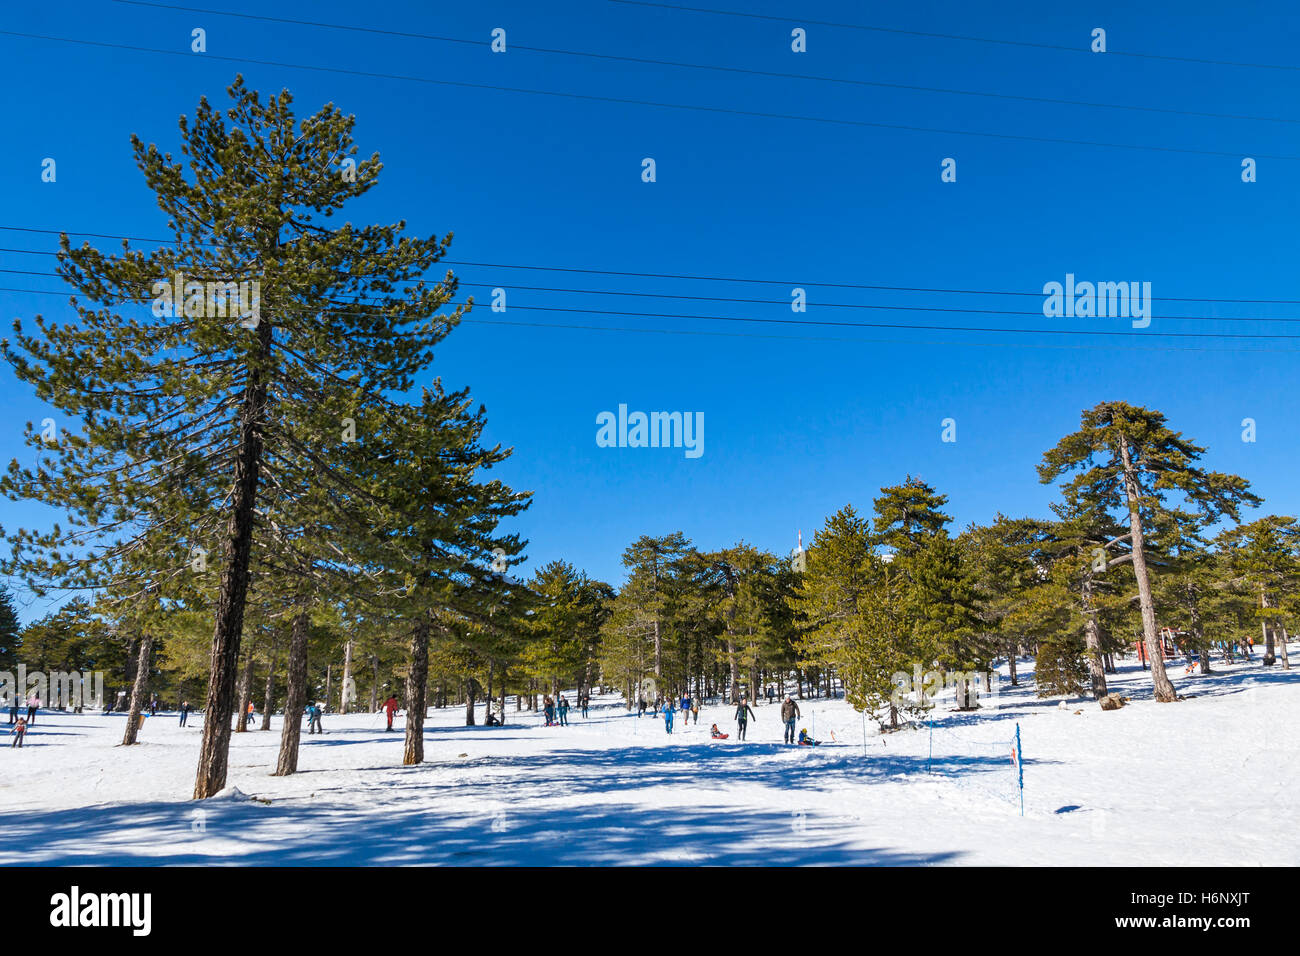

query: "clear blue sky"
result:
(1, 1), (1298, 622)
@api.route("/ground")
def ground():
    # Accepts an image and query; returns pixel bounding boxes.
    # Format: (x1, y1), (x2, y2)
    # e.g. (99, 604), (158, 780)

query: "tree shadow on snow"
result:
(0, 794), (960, 867)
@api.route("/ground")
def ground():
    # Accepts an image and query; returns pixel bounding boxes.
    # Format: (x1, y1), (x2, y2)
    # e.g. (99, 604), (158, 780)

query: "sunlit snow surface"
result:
(2, 649), (1296, 866)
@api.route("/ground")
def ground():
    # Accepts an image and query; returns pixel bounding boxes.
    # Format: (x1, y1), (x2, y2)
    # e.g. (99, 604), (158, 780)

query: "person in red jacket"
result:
(382, 695), (400, 731)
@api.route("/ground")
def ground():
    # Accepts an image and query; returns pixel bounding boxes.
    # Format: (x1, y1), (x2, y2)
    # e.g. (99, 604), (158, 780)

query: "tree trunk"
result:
(325, 664), (332, 712)
(235, 648), (255, 733)
(340, 638), (354, 714)
(121, 632), (153, 746)
(1007, 638), (1019, 686)
(1081, 575), (1108, 698)
(403, 617), (430, 765)
(1279, 625), (1292, 669)
(261, 638), (277, 731)
(1118, 434), (1177, 702)
(274, 608), (311, 776)
(652, 618), (662, 680)
(370, 654), (379, 713)
(726, 641), (740, 704)
(194, 311), (272, 798)
(465, 678), (476, 726)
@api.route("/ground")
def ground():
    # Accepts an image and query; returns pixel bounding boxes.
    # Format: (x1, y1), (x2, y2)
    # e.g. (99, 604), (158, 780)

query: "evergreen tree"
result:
(0, 587), (20, 672)
(1039, 401), (1259, 701)
(1216, 516), (1300, 669)
(3, 79), (474, 795)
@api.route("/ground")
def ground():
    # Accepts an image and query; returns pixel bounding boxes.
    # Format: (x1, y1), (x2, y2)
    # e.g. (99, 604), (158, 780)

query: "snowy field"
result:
(2, 648), (1297, 866)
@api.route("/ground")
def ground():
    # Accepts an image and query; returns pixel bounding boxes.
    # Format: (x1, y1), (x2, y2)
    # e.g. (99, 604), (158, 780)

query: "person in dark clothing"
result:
(25, 693), (39, 725)
(179, 700), (191, 726)
(734, 697), (757, 740)
(637, 697), (647, 717)
(781, 695), (801, 744)
(558, 696), (570, 726)
(580, 694), (590, 719)
(6, 697), (16, 725)
(149, 694), (158, 717)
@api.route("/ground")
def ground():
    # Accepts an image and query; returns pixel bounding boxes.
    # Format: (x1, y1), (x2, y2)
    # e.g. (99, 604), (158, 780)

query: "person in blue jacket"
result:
(663, 698), (675, 734)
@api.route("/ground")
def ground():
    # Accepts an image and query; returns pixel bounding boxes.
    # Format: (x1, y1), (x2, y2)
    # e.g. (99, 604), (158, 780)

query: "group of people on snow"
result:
(657, 692), (820, 745)
(542, 694), (571, 726)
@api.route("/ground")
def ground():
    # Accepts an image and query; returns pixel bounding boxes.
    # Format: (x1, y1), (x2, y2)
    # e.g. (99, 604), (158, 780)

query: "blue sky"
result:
(1, 1), (1298, 621)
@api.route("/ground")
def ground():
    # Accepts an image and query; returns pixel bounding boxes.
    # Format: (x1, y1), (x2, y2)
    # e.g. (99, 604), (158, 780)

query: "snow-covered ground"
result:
(2, 648), (1297, 866)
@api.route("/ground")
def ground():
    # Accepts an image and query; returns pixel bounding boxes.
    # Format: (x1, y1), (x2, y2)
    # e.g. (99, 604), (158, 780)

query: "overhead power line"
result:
(5, 271), (1300, 340)
(601, 0), (1300, 73)
(108, 0), (1299, 126)
(3, 226), (1299, 306)
(0, 27), (1293, 161)
(3, 268), (1300, 326)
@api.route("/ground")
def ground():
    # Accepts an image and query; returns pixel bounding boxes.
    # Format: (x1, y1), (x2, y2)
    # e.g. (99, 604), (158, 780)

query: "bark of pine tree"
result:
(1007, 638), (1018, 686)
(121, 633), (153, 746)
(1118, 434), (1177, 701)
(340, 638), (354, 714)
(1189, 601), (1210, 675)
(370, 655), (379, 713)
(465, 678), (476, 726)
(403, 617), (430, 765)
(262, 640), (276, 731)
(193, 310), (273, 799)
(1261, 590), (1276, 665)
(274, 608), (311, 776)
(1082, 575), (1108, 698)
(235, 650), (254, 733)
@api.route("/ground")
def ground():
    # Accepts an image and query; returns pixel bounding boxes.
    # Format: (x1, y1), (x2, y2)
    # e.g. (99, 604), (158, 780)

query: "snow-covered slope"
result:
(2, 649), (1296, 866)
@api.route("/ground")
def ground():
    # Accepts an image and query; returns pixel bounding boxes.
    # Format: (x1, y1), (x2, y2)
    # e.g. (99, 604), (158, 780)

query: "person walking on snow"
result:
(580, 693), (590, 719)
(663, 698), (675, 734)
(691, 698), (700, 725)
(543, 695), (555, 727)
(179, 700), (191, 726)
(26, 692), (39, 725)
(382, 695), (400, 731)
(9, 716), (26, 748)
(781, 695), (801, 744)
(734, 697), (756, 740)
(558, 696), (570, 726)
(307, 702), (323, 735)
(149, 694), (158, 717)
(246, 700), (257, 728)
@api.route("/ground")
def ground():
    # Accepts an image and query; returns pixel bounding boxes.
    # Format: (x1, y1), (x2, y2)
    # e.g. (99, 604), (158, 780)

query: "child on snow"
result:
(710, 723), (728, 739)
(10, 716), (26, 747)
(797, 728), (820, 746)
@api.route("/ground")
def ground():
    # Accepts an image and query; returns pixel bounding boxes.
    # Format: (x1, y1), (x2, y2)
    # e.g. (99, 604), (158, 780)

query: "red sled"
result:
(710, 733), (729, 740)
